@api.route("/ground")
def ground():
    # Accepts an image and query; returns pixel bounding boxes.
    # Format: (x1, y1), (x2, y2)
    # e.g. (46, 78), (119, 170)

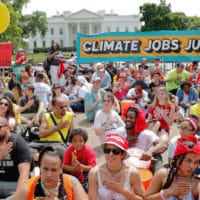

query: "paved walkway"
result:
(73, 113), (180, 166)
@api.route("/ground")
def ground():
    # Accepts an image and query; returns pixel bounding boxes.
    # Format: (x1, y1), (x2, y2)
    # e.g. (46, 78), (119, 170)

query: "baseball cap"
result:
(96, 63), (104, 71)
(104, 134), (128, 152)
(92, 74), (102, 82)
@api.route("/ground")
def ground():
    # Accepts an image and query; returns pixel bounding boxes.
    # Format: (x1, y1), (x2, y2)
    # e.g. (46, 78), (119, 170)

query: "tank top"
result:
(97, 166), (132, 200)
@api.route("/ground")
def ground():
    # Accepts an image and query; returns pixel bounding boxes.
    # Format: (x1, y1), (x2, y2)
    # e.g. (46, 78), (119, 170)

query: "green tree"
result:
(188, 16), (200, 30)
(139, 0), (189, 31)
(0, 0), (47, 50)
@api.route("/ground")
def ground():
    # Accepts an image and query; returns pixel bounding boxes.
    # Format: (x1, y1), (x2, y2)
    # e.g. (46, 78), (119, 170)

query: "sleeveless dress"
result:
(97, 166), (132, 200)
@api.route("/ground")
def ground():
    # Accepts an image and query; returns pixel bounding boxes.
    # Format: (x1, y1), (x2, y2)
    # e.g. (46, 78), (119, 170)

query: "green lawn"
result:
(12, 52), (71, 64)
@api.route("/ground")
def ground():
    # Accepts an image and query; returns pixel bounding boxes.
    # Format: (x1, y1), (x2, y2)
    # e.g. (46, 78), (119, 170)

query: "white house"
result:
(28, 9), (142, 49)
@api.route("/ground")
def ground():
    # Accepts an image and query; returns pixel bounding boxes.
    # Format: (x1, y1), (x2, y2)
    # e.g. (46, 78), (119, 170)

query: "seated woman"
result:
(64, 75), (80, 101)
(88, 133), (145, 200)
(93, 92), (126, 143)
(147, 86), (175, 146)
(145, 136), (200, 200)
(27, 146), (88, 199)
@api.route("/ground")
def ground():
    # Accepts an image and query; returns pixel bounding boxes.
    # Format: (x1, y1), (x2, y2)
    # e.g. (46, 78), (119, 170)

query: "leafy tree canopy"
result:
(139, 0), (200, 31)
(0, 0), (47, 50)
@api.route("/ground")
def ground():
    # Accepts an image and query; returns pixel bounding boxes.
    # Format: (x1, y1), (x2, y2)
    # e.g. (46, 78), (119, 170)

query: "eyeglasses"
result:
(0, 125), (7, 130)
(103, 147), (122, 155)
(0, 102), (9, 107)
(54, 87), (61, 89)
(178, 126), (194, 132)
(60, 105), (68, 109)
(103, 100), (111, 103)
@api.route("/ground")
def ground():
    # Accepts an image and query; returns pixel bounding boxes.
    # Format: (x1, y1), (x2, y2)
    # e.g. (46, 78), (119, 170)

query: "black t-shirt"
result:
(19, 95), (40, 113)
(0, 134), (32, 181)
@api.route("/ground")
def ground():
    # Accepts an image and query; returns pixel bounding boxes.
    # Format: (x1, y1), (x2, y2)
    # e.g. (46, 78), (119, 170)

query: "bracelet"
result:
(160, 190), (167, 200)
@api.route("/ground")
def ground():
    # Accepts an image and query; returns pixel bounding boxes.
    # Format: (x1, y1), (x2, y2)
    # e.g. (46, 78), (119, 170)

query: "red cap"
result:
(104, 134), (128, 151)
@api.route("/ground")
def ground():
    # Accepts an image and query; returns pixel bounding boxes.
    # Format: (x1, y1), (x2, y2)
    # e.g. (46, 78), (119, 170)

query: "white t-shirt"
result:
(33, 82), (51, 108)
(131, 129), (159, 151)
(93, 109), (127, 143)
(168, 135), (199, 159)
(126, 88), (149, 105)
(78, 84), (92, 99)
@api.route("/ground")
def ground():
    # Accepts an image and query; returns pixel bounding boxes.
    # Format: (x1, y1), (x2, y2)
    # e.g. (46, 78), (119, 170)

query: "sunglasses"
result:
(0, 125), (7, 130)
(103, 147), (122, 155)
(0, 102), (9, 107)
(60, 105), (68, 109)
(178, 125), (194, 132)
(54, 87), (61, 89)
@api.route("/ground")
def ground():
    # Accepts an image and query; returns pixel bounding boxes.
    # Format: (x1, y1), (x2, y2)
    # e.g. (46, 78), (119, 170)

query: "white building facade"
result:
(28, 9), (142, 49)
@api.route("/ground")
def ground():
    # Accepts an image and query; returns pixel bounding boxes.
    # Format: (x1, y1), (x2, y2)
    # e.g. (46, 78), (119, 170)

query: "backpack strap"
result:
(49, 112), (68, 143)
(27, 176), (40, 200)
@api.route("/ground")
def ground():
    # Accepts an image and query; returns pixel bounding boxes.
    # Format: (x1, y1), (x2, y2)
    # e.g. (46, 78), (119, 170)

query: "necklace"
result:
(41, 179), (60, 197)
(106, 163), (123, 177)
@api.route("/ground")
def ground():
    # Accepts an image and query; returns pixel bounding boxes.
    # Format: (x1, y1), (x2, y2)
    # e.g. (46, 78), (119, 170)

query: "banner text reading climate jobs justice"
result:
(76, 30), (200, 63)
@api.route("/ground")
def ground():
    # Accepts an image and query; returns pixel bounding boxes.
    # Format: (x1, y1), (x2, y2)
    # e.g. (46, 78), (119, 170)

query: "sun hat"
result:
(104, 133), (128, 152)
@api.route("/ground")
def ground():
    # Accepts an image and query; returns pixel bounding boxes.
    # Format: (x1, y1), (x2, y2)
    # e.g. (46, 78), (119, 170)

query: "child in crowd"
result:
(63, 128), (96, 192)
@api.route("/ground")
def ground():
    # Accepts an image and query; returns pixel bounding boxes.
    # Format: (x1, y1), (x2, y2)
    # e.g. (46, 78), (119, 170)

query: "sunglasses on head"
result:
(0, 125), (7, 130)
(103, 147), (122, 155)
(60, 105), (68, 109)
(0, 102), (9, 107)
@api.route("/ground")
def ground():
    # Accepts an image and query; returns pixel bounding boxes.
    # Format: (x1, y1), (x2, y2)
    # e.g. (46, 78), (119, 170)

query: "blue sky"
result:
(22, 0), (200, 17)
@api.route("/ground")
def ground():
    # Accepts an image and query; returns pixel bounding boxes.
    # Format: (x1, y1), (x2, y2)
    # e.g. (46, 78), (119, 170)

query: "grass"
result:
(12, 52), (72, 65)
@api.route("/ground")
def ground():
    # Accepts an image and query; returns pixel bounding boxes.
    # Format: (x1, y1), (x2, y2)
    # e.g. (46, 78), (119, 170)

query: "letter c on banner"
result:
(0, 2), (10, 34)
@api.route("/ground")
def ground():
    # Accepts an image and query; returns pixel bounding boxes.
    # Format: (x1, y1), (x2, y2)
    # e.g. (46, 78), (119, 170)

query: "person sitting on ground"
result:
(145, 136), (200, 200)
(88, 133), (145, 200)
(124, 106), (166, 172)
(176, 80), (198, 119)
(27, 146), (88, 199)
(19, 83), (44, 125)
(147, 86), (175, 147)
(63, 128), (96, 192)
(168, 116), (199, 164)
(93, 92), (126, 143)
(70, 76), (91, 112)
(0, 116), (32, 199)
(126, 79), (150, 110)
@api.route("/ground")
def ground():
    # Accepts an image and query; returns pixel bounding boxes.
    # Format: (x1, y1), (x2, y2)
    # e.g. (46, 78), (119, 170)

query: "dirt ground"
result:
(73, 112), (180, 166)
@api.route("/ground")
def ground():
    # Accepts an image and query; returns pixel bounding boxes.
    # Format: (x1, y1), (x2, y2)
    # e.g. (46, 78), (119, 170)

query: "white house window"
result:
(94, 27), (98, 34)
(72, 27), (76, 34)
(116, 26), (120, 32)
(59, 28), (63, 35)
(50, 28), (54, 35)
(60, 40), (63, 47)
(42, 41), (46, 47)
(51, 40), (54, 45)
(107, 26), (111, 32)
(33, 41), (37, 48)
(83, 27), (87, 34)
(125, 26), (129, 32)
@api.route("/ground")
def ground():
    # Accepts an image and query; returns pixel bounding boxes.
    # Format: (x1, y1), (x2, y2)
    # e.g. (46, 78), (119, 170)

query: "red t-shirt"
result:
(63, 145), (96, 177)
(15, 53), (27, 65)
(148, 104), (172, 131)
(114, 82), (130, 100)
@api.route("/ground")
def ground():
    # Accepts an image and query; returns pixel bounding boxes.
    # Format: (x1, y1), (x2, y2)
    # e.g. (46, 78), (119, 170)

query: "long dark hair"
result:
(0, 96), (15, 119)
(163, 141), (196, 189)
(39, 146), (66, 199)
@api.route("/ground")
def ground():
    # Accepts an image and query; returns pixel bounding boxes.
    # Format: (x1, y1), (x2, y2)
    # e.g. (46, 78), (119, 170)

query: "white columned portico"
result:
(89, 22), (92, 34)
(77, 23), (80, 33)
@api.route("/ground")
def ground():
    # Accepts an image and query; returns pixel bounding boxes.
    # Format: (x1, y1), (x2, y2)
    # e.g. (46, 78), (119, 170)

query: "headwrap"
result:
(174, 136), (200, 157)
(123, 105), (147, 134)
(184, 117), (198, 132)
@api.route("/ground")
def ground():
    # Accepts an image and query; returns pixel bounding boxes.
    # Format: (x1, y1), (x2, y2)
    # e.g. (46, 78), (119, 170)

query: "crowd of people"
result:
(1, 44), (200, 199)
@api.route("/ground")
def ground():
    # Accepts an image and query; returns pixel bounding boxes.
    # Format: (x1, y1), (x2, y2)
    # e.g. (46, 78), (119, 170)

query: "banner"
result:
(12, 63), (26, 81)
(76, 30), (200, 63)
(0, 42), (12, 68)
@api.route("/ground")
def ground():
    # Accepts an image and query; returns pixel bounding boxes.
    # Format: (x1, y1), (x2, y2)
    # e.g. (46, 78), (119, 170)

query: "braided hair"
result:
(163, 140), (196, 189)
(39, 146), (66, 199)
